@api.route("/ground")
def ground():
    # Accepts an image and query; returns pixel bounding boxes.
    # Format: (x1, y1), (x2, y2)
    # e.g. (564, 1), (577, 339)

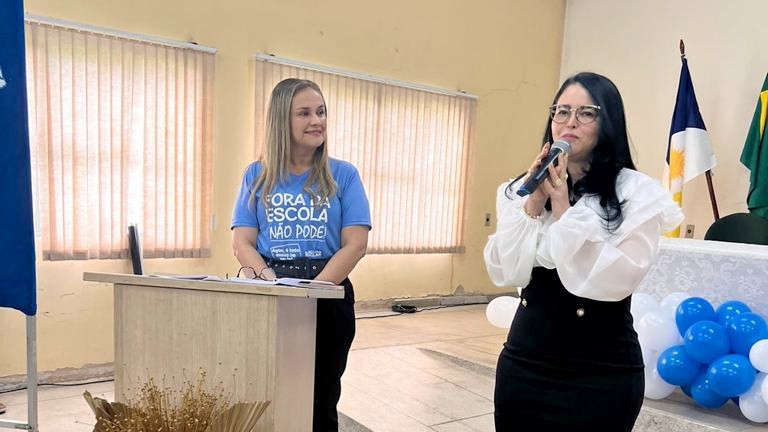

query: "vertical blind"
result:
(25, 21), (215, 260)
(254, 58), (476, 253)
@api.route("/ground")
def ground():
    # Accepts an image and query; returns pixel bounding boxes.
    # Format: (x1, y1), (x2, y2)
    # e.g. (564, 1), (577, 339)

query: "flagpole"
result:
(705, 171), (720, 220)
(680, 39), (720, 221)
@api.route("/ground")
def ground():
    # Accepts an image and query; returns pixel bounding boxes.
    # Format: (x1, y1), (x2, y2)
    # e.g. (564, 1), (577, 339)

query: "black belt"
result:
(262, 255), (330, 279)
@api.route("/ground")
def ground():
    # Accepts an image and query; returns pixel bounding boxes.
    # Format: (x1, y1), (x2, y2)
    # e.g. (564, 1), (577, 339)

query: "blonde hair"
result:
(252, 78), (336, 207)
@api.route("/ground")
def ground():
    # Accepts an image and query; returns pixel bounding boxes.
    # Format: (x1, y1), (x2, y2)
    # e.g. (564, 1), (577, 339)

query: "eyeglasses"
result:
(549, 104), (601, 124)
(236, 266), (257, 279)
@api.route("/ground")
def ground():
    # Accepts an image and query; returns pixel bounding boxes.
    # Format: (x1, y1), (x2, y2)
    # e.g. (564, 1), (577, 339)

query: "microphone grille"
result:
(552, 140), (571, 154)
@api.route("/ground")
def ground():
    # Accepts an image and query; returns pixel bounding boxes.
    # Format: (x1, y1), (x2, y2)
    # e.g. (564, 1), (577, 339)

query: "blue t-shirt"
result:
(231, 158), (371, 260)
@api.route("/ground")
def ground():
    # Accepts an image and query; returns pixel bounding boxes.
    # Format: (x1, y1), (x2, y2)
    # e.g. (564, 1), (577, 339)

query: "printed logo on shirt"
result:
(270, 243), (301, 260)
(265, 192), (330, 259)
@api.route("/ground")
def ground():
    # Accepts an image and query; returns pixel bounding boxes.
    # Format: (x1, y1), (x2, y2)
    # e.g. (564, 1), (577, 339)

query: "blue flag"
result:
(0, 0), (37, 316)
(663, 56), (717, 236)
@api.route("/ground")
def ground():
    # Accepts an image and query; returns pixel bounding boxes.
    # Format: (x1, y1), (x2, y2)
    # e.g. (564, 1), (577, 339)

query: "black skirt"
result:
(494, 268), (644, 431)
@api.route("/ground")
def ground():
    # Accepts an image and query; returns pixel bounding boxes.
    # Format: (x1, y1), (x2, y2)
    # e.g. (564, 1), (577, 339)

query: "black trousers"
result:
(265, 256), (356, 432)
(313, 280), (355, 432)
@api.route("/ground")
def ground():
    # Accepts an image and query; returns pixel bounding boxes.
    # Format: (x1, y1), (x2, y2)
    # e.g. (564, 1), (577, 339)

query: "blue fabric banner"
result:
(0, 0), (37, 316)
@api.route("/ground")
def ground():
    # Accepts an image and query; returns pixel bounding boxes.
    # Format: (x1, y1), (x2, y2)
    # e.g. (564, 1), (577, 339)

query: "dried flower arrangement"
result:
(83, 370), (270, 432)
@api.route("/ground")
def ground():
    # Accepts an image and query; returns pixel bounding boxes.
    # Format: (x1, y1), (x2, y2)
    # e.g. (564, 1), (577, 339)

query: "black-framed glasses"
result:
(549, 104), (601, 124)
(236, 266), (257, 279)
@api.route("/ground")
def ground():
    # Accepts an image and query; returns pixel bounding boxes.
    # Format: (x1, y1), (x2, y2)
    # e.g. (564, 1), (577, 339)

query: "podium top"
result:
(83, 272), (344, 299)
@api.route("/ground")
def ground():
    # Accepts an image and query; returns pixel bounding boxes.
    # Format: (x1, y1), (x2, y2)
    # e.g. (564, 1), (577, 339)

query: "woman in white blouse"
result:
(484, 72), (683, 431)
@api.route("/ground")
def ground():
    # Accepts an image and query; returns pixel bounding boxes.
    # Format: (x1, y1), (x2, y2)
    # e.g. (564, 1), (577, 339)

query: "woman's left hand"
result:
(539, 153), (570, 219)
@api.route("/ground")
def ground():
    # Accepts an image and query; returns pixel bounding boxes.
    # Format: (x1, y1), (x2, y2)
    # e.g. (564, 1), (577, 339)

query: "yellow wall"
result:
(0, 0), (565, 375)
(560, 0), (768, 237)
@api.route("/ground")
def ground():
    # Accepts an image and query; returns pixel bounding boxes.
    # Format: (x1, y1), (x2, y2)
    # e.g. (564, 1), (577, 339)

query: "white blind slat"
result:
(254, 59), (475, 254)
(27, 21), (215, 260)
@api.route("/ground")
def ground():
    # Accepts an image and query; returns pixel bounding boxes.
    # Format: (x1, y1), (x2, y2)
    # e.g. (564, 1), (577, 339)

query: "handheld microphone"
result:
(516, 140), (571, 197)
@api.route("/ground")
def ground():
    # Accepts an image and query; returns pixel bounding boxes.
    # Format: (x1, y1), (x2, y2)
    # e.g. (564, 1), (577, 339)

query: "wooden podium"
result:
(83, 272), (344, 432)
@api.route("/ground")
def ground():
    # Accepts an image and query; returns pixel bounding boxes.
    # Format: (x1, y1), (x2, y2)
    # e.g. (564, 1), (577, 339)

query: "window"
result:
(25, 17), (215, 260)
(253, 56), (476, 253)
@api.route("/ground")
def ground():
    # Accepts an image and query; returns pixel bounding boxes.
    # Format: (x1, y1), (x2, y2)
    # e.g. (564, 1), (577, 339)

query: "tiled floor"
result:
(338, 305), (504, 431)
(0, 380), (114, 431)
(3, 305), (766, 431)
(0, 304), (506, 431)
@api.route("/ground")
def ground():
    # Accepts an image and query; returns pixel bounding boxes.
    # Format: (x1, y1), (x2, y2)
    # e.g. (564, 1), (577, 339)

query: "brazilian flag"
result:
(741, 74), (768, 218)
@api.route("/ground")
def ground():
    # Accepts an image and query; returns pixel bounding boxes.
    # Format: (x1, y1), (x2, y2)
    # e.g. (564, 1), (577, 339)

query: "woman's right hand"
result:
(522, 143), (551, 217)
(259, 267), (277, 281)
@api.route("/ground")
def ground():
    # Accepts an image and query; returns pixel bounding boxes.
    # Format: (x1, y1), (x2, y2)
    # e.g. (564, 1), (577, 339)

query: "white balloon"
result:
(750, 339), (768, 373)
(763, 371), (768, 406)
(660, 291), (692, 321)
(641, 345), (658, 370)
(636, 311), (680, 352)
(631, 293), (661, 326)
(644, 367), (676, 400)
(740, 374), (768, 423)
(486, 296), (520, 329)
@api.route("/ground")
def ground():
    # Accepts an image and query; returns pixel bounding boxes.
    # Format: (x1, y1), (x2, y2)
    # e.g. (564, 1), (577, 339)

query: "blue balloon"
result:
(726, 312), (768, 356)
(656, 345), (702, 386)
(716, 300), (751, 328)
(706, 354), (756, 397)
(676, 297), (716, 336)
(684, 320), (730, 364)
(690, 370), (729, 409)
(681, 383), (693, 398)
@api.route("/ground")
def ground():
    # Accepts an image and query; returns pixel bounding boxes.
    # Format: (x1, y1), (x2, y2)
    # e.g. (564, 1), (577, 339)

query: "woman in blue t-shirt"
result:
(231, 78), (371, 432)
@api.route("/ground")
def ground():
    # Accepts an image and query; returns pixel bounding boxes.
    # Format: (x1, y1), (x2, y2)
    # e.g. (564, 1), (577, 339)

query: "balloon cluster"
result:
(633, 292), (768, 422)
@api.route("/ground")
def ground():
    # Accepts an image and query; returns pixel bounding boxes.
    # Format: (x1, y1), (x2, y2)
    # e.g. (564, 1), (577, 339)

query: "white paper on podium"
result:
(151, 274), (225, 281)
(225, 277), (279, 285)
(275, 278), (341, 290)
(227, 277), (341, 290)
(150, 274), (342, 290)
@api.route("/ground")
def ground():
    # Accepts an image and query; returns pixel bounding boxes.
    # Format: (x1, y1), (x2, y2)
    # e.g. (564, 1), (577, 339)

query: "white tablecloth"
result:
(637, 238), (768, 317)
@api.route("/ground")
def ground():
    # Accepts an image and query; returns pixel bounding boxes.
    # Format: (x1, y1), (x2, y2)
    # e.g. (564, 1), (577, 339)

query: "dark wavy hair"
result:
(508, 72), (636, 233)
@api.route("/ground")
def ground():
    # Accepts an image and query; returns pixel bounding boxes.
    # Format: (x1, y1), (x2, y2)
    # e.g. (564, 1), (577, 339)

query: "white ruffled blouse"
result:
(483, 168), (684, 302)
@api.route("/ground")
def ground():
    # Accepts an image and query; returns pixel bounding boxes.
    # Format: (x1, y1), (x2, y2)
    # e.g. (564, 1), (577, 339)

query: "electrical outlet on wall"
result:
(685, 224), (695, 238)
